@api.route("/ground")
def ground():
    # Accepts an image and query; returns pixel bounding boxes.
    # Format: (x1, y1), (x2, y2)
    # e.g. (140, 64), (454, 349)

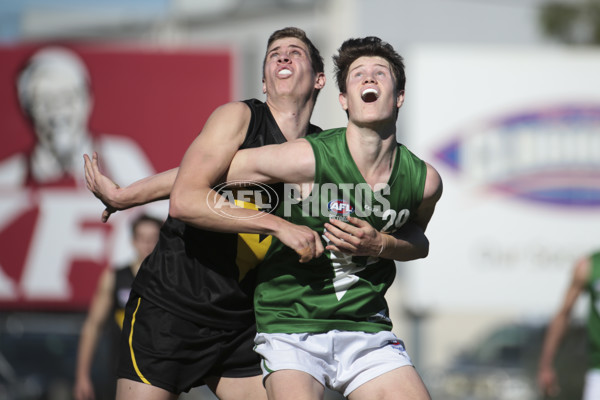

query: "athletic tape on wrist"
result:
(378, 234), (386, 257)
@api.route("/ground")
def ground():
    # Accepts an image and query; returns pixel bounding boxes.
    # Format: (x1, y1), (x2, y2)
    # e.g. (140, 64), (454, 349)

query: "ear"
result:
(396, 90), (405, 109)
(338, 92), (348, 111)
(314, 72), (326, 90)
(262, 78), (266, 94)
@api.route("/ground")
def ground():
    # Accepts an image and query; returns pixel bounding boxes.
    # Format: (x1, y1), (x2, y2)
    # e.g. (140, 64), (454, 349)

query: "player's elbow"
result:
(418, 238), (430, 259)
(168, 200), (183, 220)
(411, 234), (430, 260)
(410, 237), (429, 260)
(168, 190), (194, 221)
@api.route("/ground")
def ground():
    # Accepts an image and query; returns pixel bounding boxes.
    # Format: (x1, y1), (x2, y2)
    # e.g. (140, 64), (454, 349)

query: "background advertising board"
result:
(0, 43), (233, 311)
(404, 46), (600, 317)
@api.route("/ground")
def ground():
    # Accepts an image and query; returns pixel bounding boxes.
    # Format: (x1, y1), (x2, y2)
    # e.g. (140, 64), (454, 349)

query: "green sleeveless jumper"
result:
(587, 252), (600, 369)
(254, 127), (427, 334)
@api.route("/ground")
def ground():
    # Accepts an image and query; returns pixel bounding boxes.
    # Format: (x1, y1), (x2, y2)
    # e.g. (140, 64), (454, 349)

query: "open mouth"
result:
(278, 68), (292, 77)
(361, 88), (379, 103)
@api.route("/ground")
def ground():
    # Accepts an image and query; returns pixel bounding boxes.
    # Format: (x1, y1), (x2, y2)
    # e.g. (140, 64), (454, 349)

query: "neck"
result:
(346, 121), (397, 188)
(266, 95), (315, 141)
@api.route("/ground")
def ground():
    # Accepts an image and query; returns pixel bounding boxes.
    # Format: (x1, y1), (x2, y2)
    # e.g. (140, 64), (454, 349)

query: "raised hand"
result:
(83, 152), (120, 222)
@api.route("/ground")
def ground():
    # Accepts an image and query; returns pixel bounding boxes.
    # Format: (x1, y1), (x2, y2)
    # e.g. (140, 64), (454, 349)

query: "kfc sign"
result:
(0, 43), (233, 310)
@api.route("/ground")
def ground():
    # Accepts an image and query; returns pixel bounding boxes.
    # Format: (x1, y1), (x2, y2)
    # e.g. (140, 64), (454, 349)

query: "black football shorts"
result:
(116, 290), (261, 394)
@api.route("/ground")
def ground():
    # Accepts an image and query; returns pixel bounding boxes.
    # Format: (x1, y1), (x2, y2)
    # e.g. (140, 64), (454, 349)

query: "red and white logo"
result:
(327, 200), (354, 215)
(0, 43), (233, 311)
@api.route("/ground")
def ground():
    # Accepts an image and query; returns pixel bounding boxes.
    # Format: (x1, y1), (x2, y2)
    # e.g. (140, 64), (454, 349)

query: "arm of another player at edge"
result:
(537, 256), (589, 397)
(380, 162), (443, 261)
(74, 267), (115, 400)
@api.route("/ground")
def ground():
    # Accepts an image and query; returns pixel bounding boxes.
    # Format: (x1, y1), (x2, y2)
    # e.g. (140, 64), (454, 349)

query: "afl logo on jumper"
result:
(435, 105), (600, 207)
(328, 200), (354, 215)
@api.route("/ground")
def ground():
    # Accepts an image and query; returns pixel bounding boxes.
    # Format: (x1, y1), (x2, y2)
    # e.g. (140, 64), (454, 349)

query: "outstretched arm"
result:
(83, 153), (176, 222)
(169, 104), (322, 262)
(537, 257), (589, 397)
(323, 162), (443, 261)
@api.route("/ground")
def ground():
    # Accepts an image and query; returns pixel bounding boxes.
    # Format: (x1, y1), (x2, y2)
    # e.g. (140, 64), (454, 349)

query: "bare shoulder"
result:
(213, 100), (251, 115)
(424, 162), (443, 203)
(204, 101), (252, 137)
(573, 255), (592, 283)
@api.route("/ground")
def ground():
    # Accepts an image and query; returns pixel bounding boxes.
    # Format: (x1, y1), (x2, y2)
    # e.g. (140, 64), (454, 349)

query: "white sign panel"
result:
(403, 46), (600, 315)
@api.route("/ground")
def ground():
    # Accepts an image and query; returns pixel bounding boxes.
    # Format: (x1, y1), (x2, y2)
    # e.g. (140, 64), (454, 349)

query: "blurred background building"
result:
(1, 0), (599, 399)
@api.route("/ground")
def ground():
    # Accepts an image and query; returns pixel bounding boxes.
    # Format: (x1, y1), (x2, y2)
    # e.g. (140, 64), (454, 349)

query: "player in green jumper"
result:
(538, 251), (600, 400)
(221, 36), (443, 400)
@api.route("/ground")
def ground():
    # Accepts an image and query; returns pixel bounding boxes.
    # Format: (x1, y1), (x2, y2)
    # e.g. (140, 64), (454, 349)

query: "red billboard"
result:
(0, 42), (233, 311)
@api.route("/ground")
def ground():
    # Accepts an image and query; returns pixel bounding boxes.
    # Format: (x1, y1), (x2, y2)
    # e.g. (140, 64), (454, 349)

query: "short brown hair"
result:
(333, 36), (405, 94)
(263, 27), (324, 78)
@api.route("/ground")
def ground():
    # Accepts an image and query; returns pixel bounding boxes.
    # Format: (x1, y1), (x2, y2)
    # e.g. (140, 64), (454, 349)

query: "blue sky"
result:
(0, 0), (170, 41)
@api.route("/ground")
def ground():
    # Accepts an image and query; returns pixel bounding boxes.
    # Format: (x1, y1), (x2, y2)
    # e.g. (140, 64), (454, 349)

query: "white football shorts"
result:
(254, 330), (414, 397)
(583, 369), (600, 400)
